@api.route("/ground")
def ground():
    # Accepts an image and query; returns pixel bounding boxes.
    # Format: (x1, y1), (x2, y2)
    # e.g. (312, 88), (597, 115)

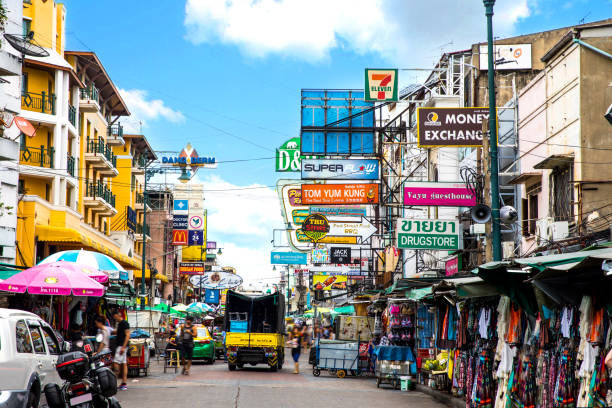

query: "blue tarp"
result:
(374, 346), (415, 362)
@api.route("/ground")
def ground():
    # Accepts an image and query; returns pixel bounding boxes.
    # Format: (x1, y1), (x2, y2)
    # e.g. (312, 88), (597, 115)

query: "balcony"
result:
(21, 91), (56, 115)
(84, 138), (118, 177)
(20, 145), (54, 168)
(68, 105), (77, 128)
(83, 181), (117, 216)
(134, 222), (151, 242)
(67, 155), (76, 177)
(106, 124), (124, 146)
(132, 155), (146, 175)
(79, 85), (100, 113)
(134, 192), (151, 212)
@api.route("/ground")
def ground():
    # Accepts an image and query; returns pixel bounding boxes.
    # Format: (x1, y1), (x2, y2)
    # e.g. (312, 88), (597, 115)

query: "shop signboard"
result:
(311, 274), (347, 291)
(179, 262), (205, 275)
(403, 182), (477, 207)
(189, 199), (204, 211)
(308, 264), (364, 276)
(173, 214), (188, 230)
(301, 214), (330, 242)
(365, 68), (399, 102)
(191, 271), (243, 289)
(188, 214), (204, 230)
(445, 256), (461, 277)
(270, 251), (308, 265)
(301, 159), (379, 180)
(161, 143), (216, 168)
(396, 218), (461, 250)
(172, 230), (188, 246)
(276, 137), (301, 172)
(173, 199), (188, 214)
(301, 184), (379, 205)
(205, 289), (220, 304)
(188, 230), (204, 246)
(327, 217), (377, 243)
(330, 247), (351, 264)
(311, 247), (330, 264)
(310, 206), (366, 218)
(417, 107), (492, 148)
(206, 241), (217, 249)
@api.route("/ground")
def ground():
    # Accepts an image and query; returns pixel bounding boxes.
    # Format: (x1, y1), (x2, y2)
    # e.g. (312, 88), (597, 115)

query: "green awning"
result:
(0, 269), (21, 280)
(405, 287), (433, 301)
(332, 305), (355, 315)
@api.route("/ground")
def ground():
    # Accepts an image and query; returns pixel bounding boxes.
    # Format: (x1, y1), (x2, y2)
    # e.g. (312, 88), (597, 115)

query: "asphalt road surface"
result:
(115, 350), (448, 408)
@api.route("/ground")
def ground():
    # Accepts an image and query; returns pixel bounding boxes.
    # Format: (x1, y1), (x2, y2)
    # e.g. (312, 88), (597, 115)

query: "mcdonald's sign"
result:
(172, 229), (188, 246)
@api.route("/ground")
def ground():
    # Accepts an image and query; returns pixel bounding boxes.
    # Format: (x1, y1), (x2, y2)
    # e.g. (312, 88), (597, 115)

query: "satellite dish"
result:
(3, 33), (49, 57)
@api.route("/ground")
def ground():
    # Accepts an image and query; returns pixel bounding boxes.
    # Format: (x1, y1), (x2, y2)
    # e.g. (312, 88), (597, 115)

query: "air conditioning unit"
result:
(550, 221), (569, 241)
(535, 218), (552, 246)
(535, 218), (569, 245)
(502, 241), (515, 259)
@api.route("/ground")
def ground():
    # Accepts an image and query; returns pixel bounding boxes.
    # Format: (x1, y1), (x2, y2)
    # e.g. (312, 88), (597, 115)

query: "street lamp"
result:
(483, 0), (502, 261)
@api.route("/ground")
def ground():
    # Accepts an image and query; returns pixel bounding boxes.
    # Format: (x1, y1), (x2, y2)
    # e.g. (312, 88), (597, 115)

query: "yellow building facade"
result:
(16, 0), (150, 279)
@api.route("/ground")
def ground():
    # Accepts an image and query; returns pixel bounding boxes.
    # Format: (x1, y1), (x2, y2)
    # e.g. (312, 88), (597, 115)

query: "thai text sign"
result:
(403, 182), (477, 206)
(301, 184), (378, 205)
(397, 218), (460, 250)
(301, 159), (379, 180)
(270, 251), (308, 265)
(365, 68), (398, 102)
(417, 107), (491, 147)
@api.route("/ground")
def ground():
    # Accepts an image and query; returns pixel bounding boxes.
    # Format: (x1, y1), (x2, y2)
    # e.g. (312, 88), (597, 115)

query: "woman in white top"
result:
(95, 315), (112, 354)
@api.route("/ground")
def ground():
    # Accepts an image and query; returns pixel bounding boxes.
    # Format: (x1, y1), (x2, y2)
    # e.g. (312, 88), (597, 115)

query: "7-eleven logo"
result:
(365, 69), (398, 102)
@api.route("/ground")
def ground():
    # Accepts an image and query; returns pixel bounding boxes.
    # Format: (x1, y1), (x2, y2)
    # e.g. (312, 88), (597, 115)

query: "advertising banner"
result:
(172, 214), (188, 230)
(188, 230), (204, 246)
(206, 241), (217, 249)
(330, 247), (351, 264)
(310, 206), (366, 218)
(173, 199), (188, 214)
(190, 271), (243, 289)
(396, 218), (461, 250)
(276, 137), (301, 172)
(172, 230), (188, 246)
(270, 251), (308, 265)
(445, 256), (461, 277)
(301, 184), (379, 205)
(311, 247), (330, 264)
(365, 68), (398, 102)
(417, 107), (491, 148)
(479, 44), (532, 70)
(309, 264), (364, 275)
(403, 182), (477, 207)
(301, 214), (330, 242)
(179, 262), (205, 275)
(301, 159), (379, 180)
(205, 289), (220, 304)
(312, 275), (347, 291)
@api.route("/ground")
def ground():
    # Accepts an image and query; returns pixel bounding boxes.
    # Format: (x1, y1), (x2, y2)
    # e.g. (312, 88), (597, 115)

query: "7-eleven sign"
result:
(365, 68), (398, 102)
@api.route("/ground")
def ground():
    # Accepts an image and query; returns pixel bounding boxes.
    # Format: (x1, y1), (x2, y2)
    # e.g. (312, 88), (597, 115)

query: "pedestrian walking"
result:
(288, 325), (305, 374)
(179, 316), (197, 375)
(94, 316), (111, 355)
(112, 310), (130, 391)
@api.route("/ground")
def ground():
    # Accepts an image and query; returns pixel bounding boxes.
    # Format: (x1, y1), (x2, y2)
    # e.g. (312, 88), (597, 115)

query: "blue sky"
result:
(61, 0), (611, 285)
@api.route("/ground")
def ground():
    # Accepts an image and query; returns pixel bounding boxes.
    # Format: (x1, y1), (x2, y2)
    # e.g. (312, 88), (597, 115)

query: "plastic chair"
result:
(164, 348), (180, 373)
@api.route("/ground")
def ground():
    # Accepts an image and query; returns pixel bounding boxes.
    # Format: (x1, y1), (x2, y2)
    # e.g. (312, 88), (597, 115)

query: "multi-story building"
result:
(0, 0), (23, 265)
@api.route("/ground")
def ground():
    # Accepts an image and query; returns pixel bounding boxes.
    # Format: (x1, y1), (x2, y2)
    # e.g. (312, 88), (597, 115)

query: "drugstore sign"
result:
(396, 218), (461, 250)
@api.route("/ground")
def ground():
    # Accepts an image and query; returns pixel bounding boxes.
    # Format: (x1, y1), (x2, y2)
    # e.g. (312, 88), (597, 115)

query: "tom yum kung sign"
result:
(396, 218), (461, 250)
(417, 107), (495, 148)
(301, 184), (379, 205)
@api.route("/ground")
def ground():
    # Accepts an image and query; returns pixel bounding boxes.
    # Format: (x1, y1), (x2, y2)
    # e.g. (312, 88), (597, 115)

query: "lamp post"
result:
(484, 0), (502, 261)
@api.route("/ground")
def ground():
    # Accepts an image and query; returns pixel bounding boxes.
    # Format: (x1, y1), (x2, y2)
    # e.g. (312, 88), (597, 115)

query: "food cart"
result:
(127, 338), (150, 377)
(374, 346), (415, 389)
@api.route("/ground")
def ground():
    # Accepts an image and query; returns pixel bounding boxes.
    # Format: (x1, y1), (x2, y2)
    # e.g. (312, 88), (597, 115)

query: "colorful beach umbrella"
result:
(0, 262), (105, 296)
(39, 250), (127, 273)
(187, 302), (213, 314)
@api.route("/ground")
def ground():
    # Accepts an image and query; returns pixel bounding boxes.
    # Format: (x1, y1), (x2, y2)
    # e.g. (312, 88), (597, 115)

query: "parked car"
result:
(191, 325), (216, 363)
(0, 308), (66, 408)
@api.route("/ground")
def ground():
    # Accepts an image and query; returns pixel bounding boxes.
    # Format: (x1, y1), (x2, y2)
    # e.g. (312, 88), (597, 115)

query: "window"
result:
(18, 180), (25, 195)
(22, 19), (31, 38)
(21, 72), (28, 95)
(16, 320), (33, 353)
(28, 324), (46, 354)
(550, 163), (574, 222)
(41, 326), (60, 355)
(525, 182), (541, 236)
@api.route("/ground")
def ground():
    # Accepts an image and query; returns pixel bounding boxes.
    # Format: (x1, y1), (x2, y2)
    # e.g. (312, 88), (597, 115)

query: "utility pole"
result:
(482, 126), (493, 262)
(140, 166), (148, 310)
(484, 0), (502, 261)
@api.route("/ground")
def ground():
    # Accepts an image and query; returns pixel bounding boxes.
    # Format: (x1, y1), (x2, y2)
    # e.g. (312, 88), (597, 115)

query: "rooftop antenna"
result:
(3, 31), (49, 57)
(578, 11), (591, 25)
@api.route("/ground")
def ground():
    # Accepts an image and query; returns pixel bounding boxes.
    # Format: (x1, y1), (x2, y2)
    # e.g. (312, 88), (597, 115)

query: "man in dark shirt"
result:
(112, 310), (130, 390)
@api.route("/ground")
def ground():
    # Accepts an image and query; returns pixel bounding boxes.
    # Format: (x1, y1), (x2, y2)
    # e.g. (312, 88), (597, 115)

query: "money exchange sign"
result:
(396, 218), (460, 250)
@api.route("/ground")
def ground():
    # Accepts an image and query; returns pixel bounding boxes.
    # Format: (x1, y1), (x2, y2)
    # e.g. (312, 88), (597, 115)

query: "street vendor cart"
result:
(312, 339), (371, 378)
(374, 346), (415, 389)
(127, 338), (150, 377)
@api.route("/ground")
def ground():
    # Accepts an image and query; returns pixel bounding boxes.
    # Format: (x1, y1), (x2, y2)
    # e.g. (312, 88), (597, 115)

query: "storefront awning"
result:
(36, 225), (144, 271)
(154, 273), (169, 283)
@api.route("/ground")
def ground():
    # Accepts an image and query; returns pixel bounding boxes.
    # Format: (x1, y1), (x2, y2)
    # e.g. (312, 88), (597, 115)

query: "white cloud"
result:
(190, 174), (284, 285)
(184, 0), (532, 65)
(118, 88), (185, 133)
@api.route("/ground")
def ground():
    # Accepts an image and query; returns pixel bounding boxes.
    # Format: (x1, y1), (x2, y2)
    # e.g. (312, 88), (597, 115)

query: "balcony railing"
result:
(136, 193), (144, 204)
(133, 155), (146, 169)
(135, 223), (150, 237)
(20, 145), (54, 168)
(80, 85), (99, 104)
(67, 155), (75, 177)
(68, 105), (77, 127)
(86, 138), (117, 168)
(107, 124), (123, 139)
(21, 91), (56, 115)
(85, 181), (116, 208)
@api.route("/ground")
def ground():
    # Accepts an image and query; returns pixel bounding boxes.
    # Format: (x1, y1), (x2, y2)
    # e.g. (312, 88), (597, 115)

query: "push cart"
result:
(312, 339), (370, 378)
(374, 346), (415, 389)
(127, 338), (150, 377)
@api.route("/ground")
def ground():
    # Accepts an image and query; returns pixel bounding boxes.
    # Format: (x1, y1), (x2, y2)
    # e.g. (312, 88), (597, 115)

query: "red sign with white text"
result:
(172, 230), (188, 246)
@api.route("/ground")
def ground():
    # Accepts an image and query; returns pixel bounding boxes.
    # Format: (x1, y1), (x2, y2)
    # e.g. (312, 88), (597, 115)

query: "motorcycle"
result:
(44, 333), (121, 408)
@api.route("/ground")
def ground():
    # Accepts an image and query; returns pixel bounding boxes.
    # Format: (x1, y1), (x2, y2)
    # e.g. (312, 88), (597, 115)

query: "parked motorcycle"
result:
(44, 334), (121, 408)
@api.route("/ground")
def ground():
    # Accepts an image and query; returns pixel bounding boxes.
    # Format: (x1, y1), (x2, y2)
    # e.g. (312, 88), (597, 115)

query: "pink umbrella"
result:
(0, 261), (105, 297)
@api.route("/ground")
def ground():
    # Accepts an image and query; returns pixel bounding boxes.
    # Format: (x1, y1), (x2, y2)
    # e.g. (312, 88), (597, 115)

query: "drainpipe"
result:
(573, 38), (612, 61)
